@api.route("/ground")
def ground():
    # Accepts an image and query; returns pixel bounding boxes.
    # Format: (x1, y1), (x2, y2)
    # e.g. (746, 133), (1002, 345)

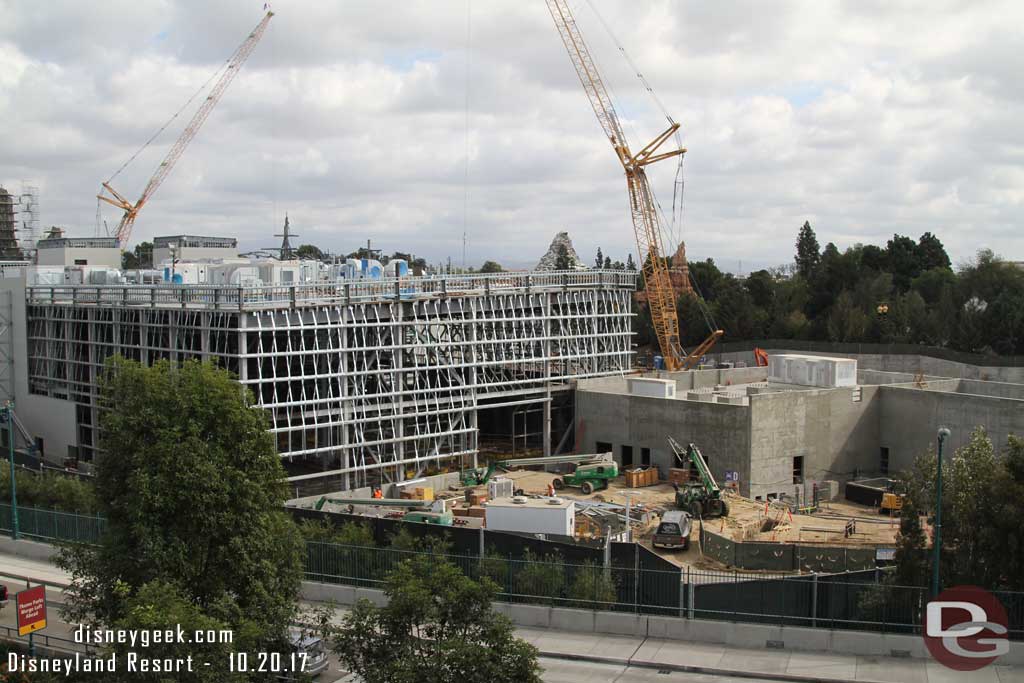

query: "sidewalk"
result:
(515, 627), (1023, 683)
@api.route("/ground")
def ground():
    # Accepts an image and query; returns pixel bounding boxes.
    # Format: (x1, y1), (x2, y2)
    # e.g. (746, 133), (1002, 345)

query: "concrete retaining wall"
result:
(879, 385), (1024, 473)
(0, 535), (57, 563)
(298, 579), (1024, 665)
(718, 347), (1024, 384)
(576, 386), (752, 495)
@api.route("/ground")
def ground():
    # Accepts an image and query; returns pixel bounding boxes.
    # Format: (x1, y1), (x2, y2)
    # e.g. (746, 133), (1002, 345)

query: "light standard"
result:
(2, 401), (18, 540)
(932, 426), (951, 598)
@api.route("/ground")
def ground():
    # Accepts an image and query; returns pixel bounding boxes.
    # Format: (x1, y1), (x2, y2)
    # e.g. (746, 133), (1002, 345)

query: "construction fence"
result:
(6, 504), (1023, 638)
(699, 525), (877, 572)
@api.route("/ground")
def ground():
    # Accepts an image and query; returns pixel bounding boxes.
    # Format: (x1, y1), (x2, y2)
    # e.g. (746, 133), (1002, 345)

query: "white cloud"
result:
(0, 0), (1020, 271)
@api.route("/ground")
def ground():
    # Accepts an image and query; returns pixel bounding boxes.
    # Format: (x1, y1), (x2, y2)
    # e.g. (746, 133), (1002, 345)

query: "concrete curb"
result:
(537, 648), (880, 683)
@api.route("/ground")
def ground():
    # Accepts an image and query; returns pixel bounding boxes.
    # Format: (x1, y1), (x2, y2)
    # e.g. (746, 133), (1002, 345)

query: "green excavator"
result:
(461, 452), (618, 494)
(668, 437), (729, 519)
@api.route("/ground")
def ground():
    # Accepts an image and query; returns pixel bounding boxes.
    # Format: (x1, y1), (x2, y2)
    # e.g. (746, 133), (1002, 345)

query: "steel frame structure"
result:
(24, 270), (635, 488)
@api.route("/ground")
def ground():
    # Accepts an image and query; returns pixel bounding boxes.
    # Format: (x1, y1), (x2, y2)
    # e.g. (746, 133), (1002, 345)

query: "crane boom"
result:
(98, 11), (274, 246)
(545, 0), (689, 369)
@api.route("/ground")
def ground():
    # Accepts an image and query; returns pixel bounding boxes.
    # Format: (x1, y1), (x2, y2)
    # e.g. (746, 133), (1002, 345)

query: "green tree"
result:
(826, 291), (869, 342)
(121, 241), (153, 270)
(568, 561), (617, 609)
(893, 495), (927, 587)
(980, 436), (1024, 590)
(886, 234), (921, 291)
(103, 580), (247, 683)
(479, 260), (503, 273)
(512, 550), (565, 600)
(295, 244), (325, 260)
(58, 358), (303, 652)
(331, 553), (542, 683)
(625, 253), (636, 270)
(603, 255), (612, 269)
(915, 232), (951, 272)
(794, 221), (820, 280)
(299, 518), (375, 546)
(595, 247), (604, 269)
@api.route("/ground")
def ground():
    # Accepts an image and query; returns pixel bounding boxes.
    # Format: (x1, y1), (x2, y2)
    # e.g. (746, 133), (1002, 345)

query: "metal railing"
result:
(303, 541), (1024, 638)
(5, 507), (1021, 639)
(0, 503), (106, 544)
(26, 270), (638, 311)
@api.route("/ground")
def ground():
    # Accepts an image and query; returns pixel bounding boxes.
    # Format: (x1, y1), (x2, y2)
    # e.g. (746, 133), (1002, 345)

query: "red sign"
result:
(924, 585), (1009, 671)
(16, 585), (46, 637)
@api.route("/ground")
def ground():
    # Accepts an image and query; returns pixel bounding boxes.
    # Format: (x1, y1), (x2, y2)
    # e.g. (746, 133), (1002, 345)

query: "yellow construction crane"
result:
(545, 1), (722, 370)
(98, 11), (274, 247)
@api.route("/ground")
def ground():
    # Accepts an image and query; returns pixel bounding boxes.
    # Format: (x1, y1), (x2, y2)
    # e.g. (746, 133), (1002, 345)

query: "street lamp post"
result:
(3, 401), (18, 540)
(932, 426), (951, 598)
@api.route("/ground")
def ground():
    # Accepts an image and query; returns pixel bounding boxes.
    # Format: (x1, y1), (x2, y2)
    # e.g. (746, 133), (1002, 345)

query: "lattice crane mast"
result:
(545, 0), (719, 371)
(98, 11), (274, 246)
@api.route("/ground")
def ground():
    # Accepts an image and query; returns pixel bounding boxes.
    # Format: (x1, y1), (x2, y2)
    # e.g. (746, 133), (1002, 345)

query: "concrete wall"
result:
(36, 247), (121, 268)
(879, 386), (1024, 473)
(577, 366), (768, 397)
(956, 378), (1024, 400)
(747, 385), (880, 501)
(719, 347), (1024, 384)
(296, 579), (1024, 664)
(576, 388), (752, 495)
(0, 278), (79, 465)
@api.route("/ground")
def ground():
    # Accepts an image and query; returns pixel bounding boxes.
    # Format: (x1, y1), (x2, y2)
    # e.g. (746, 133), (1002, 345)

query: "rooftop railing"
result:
(26, 269), (637, 310)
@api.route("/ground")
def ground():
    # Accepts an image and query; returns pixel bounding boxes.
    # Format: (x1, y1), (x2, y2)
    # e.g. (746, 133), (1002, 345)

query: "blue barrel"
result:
(653, 355), (665, 370)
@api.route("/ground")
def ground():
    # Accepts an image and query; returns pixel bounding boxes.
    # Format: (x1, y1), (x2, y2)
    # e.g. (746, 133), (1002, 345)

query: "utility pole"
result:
(932, 426), (951, 598)
(3, 401), (18, 540)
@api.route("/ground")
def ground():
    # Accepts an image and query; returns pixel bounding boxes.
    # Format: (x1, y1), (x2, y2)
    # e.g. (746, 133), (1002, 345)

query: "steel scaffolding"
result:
(24, 270), (635, 486)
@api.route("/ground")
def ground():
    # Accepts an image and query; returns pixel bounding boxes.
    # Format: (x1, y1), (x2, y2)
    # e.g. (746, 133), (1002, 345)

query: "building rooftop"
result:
(24, 269), (637, 310)
(486, 496), (574, 510)
(36, 237), (120, 249)
(153, 235), (237, 248)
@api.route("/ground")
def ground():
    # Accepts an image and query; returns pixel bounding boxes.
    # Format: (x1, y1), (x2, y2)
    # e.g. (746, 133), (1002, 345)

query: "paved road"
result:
(538, 657), (785, 682)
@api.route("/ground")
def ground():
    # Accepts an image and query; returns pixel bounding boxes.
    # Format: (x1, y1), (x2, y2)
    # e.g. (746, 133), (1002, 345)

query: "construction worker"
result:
(547, 482), (556, 497)
(372, 487), (383, 499)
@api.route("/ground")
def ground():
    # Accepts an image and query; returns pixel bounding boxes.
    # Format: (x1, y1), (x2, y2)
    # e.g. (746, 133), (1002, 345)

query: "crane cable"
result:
(96, 48), (233, 235)
(580, 1), (715, 341)
(103, 58), (232, 186)
(583, 0), (686, 248)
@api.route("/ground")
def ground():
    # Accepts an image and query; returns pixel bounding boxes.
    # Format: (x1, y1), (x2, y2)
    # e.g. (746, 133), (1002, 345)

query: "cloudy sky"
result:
(1, 1), (1020, 271)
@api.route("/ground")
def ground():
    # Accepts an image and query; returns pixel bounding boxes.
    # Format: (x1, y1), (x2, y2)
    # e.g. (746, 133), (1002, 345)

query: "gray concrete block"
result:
(726, 622), (783, 649)
(300, 581), (356, 605)
(507, 604), (551, 628)
(829, 629), (887, 656)
(881, 633), (929, 659)
(778, 625), (830, 652)
(682, 618), (732, 644)
(0, 536), (57, 565)
(594, 612), (647, 637)
(353, 587), (387, 607)
(646, 615), (689, 640)
(549, 607), (595, 633)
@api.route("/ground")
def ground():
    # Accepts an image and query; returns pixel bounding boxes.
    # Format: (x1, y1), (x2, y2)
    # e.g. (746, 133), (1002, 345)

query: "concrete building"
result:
(0, 265), (635, 490)
(35, 236), (121, 268)
(153, 235), (238, 265)
(576, 360), (1024, 501)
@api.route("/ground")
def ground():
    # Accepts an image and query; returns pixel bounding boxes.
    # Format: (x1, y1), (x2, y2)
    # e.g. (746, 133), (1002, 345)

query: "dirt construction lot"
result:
(477, 468), (899, 570)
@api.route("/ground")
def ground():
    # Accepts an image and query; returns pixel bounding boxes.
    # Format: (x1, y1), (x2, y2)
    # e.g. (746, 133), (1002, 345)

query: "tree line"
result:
(635, 222), (1024, 356)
